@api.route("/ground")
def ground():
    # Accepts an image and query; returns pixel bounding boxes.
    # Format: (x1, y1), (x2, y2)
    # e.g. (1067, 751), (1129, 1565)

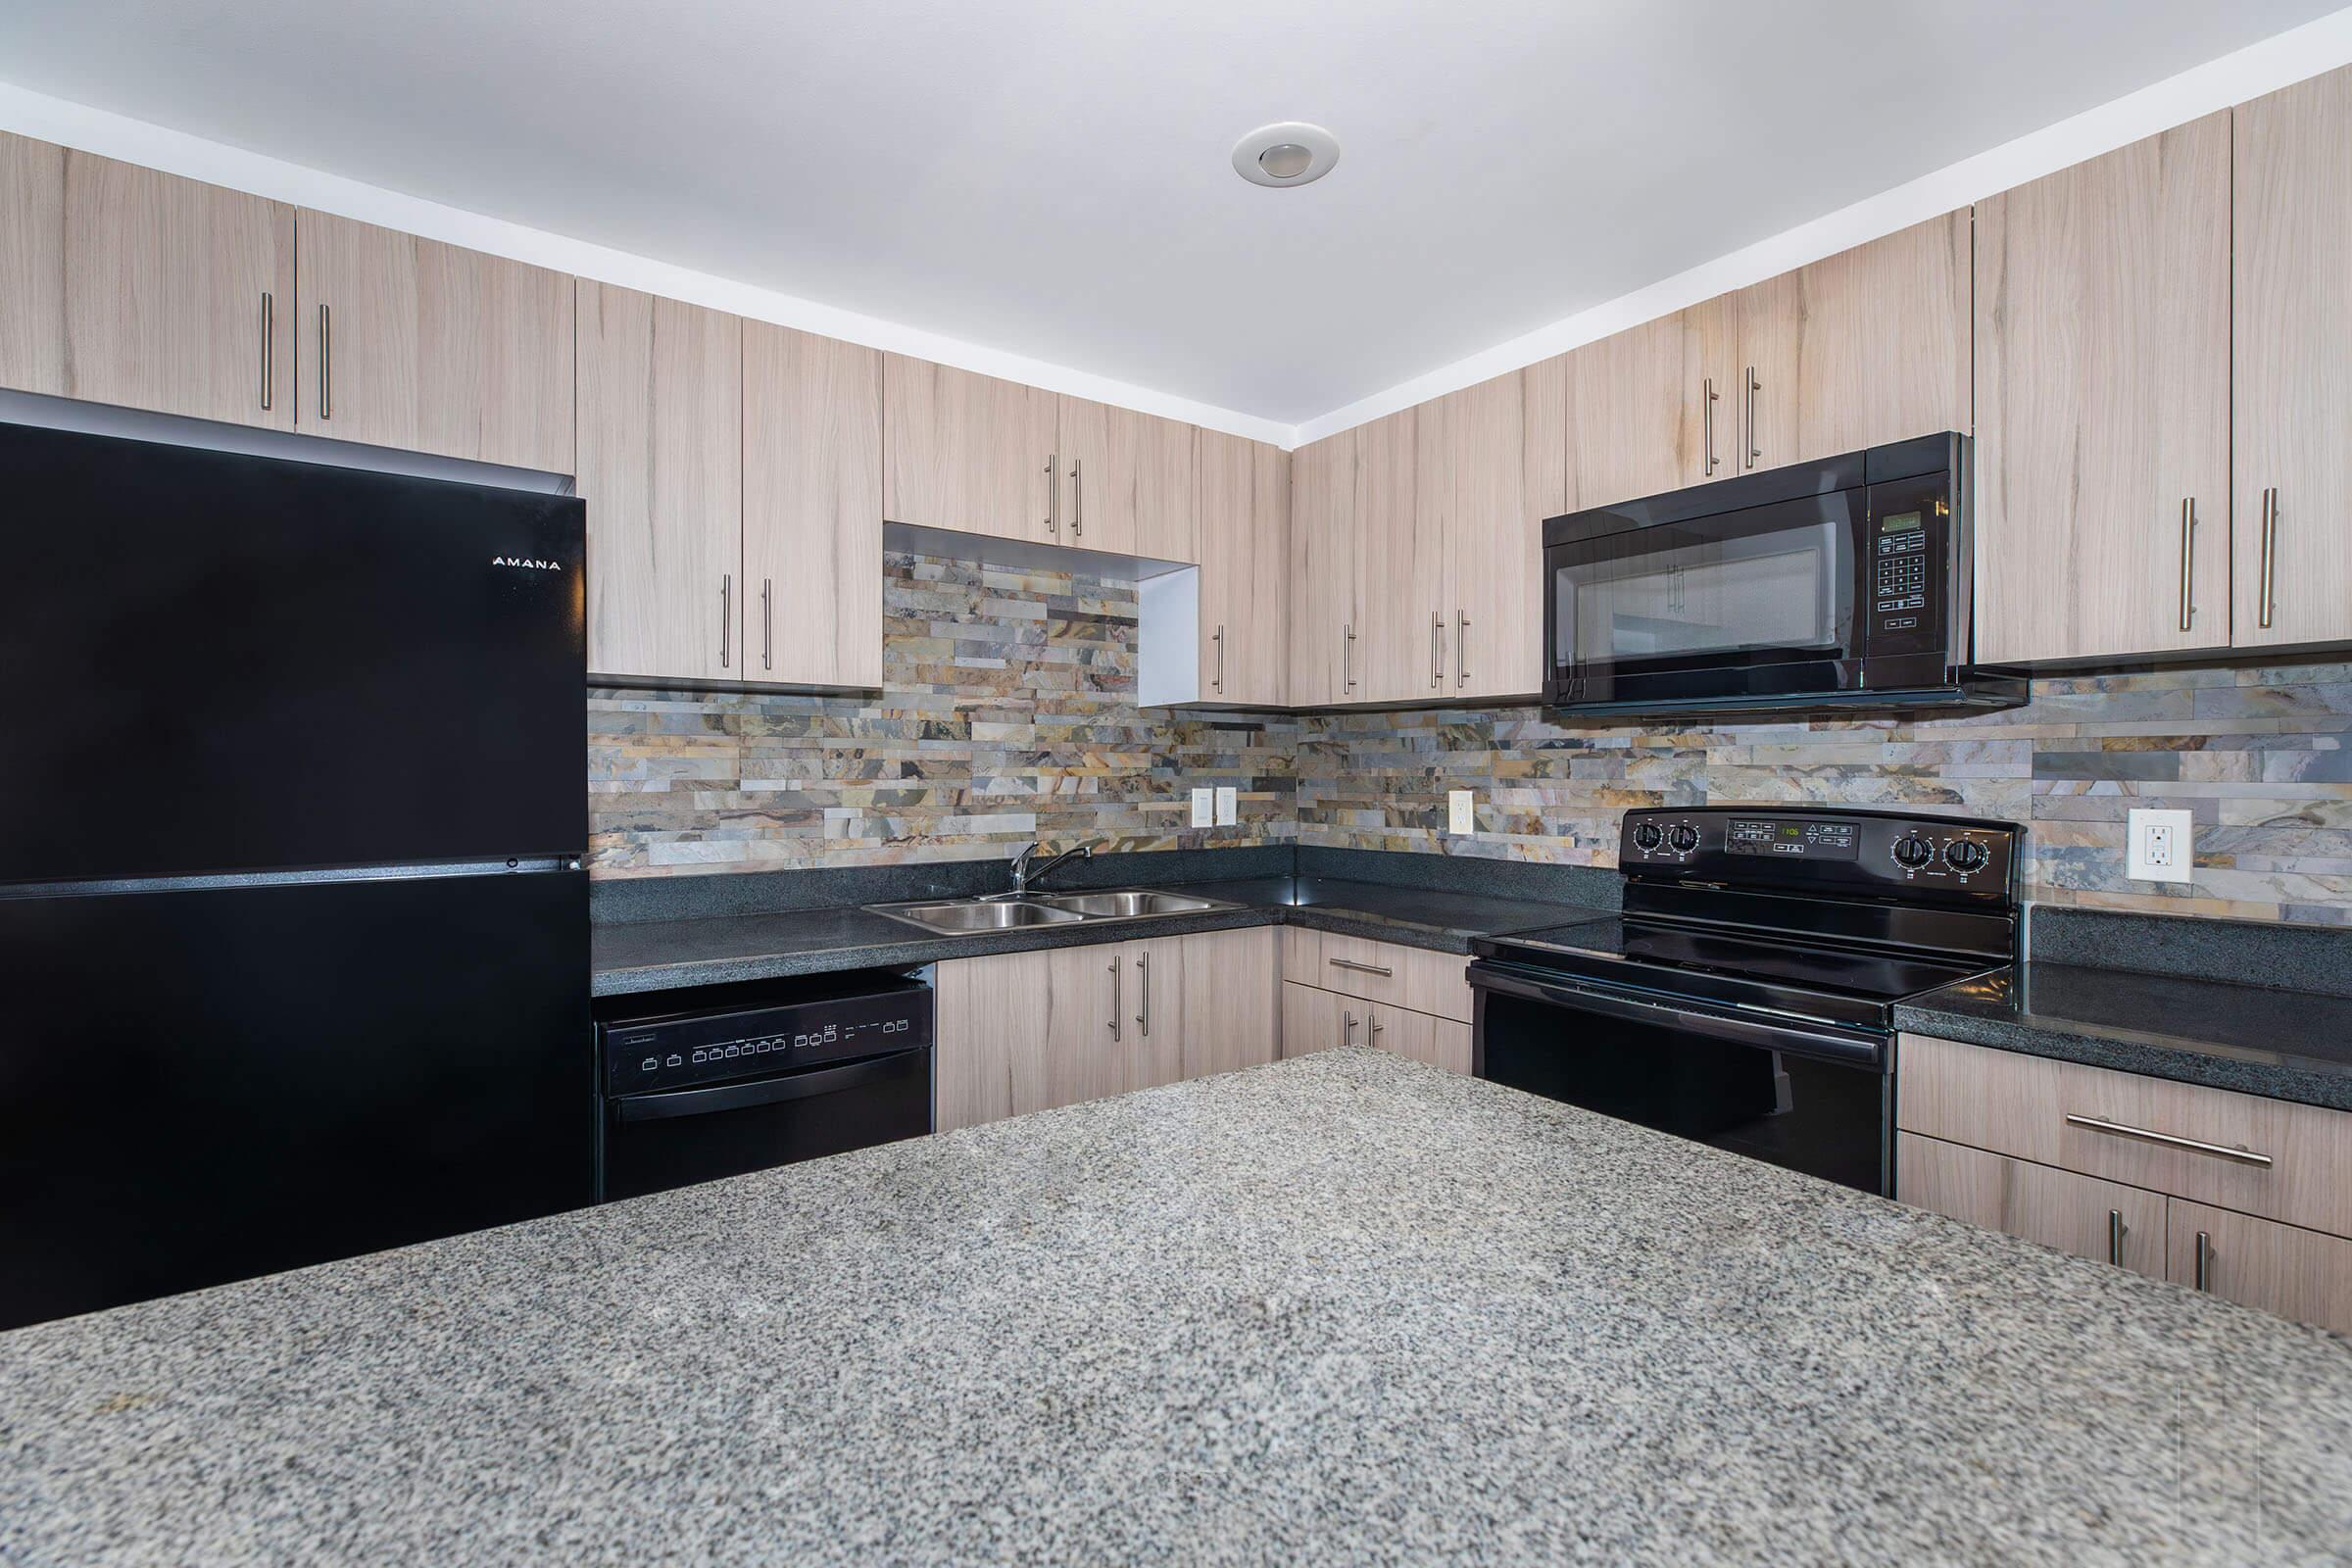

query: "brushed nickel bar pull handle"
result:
(1702, 376), (1719, 476)
(1329, 957), (1394, 978)
(2063, 1112), (2272, 1167)
(318, 303), (331, 419)
(2107, 1209), (2125, 1267)
(1431, 611), (1443, 689)
(2194, 1230), (2213, 1292)
(1136, 952), (1150, 1036)
(761, 577), (773, 671)
(1342, 1009), (1357, 1047)
(1045, 454), (1057, 536)
(1456, 611), (1469, 689)
(1744, 366), (1759, 468)
(259, 292), (273, 411)
(1344, 623), (1356, 692)
(2259, 486), (2278, 629)
(1108, 956), (1121, 1042)
(1070, 457), (1083, 537)
(1368, 1010), (1385, 1047)
(719, 574), (731, 669)
(2178, 498), (2195, 632)
(1211, 625), (1224, 693)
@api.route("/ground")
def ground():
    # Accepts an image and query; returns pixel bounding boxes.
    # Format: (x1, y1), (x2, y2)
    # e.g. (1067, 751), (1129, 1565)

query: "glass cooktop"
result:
(1481, 915), (2001, 1012)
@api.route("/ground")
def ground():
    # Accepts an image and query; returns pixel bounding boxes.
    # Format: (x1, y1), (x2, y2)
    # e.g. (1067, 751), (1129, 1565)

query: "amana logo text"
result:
(490, 556), (564, 571)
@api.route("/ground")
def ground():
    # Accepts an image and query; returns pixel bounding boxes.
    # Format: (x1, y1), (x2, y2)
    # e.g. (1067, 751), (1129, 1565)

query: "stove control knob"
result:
(1944, 839), (1990, 873)
(1667, 824), (1700, 854)
(1632, 822), (1664, 852)
(1891, 836), (1936, 869)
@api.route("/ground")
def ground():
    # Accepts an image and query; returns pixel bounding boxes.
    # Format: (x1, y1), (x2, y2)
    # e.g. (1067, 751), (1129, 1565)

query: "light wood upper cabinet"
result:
(1736, 213), (1972, 473)
(576, 282), (742, 684)
(1566, 308), (1708, 511)
(1974, 118), (2232, 664)
(1198, 430), (1289, 706)
(882, 355), (1056, 542)
(1287, 429), (1357, 706)
(1054, 393), (1138, 553)
(1352, 408), (1431, 702)
(1521, 352), (1574, 521)
(33, 147), (296, 430)
(1430, 371), (1539, 699)
(744, 321), (884, 689)
(1134, 413), (1198, 562)
(296, 210), (573, 470)
(2233, 64), (2352, 651)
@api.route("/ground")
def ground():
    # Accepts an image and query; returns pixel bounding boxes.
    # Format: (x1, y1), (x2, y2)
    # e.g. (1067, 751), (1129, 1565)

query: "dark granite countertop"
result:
(590, 874), (1597, 997)
(1895, 962), (2352, 1113)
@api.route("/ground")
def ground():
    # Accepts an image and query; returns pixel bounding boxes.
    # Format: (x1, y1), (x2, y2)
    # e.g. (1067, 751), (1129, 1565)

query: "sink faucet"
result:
(1008, 840), (1096, 897)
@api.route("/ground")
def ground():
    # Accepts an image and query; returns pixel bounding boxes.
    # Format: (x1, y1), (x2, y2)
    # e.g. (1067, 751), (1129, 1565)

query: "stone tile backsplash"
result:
(588, 555), (2352, 925)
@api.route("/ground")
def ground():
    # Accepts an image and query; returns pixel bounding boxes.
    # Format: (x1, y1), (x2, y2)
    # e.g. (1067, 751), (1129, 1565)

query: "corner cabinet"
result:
(1197, 430), (1289, 705)
(1287, 428), (1358, 706)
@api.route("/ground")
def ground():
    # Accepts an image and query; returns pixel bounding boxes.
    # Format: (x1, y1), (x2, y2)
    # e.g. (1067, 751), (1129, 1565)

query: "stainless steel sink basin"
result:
(1036, 889), (1227, 917)
(868, 899), (1085, 932)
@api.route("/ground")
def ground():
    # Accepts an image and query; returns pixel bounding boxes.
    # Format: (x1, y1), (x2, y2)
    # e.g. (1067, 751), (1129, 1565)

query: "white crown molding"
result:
(1289, 4), (2352, 448)
(0, 79), (1295, 448)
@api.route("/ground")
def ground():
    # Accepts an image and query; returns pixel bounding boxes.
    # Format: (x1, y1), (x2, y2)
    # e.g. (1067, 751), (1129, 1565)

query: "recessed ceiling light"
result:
(1232, 122), (1340, 188)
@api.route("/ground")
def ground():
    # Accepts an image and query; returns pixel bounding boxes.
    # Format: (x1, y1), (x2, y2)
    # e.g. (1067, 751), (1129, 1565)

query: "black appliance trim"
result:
(614, 1047), (930, 1122)
(1469, 960), (1887, 1069)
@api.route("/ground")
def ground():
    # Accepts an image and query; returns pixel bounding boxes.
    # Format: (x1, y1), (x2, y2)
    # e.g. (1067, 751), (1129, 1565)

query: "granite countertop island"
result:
(5, 1051), (2347, 1565)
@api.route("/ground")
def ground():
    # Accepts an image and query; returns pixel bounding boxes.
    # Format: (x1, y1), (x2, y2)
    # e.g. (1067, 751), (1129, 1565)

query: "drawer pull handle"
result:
(2063, 1112), (2272, 1168)
(1329, 957), (1395, 978)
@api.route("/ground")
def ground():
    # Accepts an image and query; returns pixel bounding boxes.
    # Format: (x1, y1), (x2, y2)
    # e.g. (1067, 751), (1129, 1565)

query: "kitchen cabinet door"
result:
(0, 132), (66, 400)
(1372, 1004), (1471, 1074)
(1134, 414), (1198, 563)
(1352, 408), (1433, 703)
(1735, 213), (1973, 474)
(295, 211), (574, 470)
(882, 354), (1057, 542)
(1566, 306), (1717, 510)
(2168, 1200), (2352, 1335)
(1037, 943), (1127, 1111)
(1054, 394), (1138, 554)
(744, 320), (883, 689)
(1287, 428), (1357, 706)
(1280, 981), (1353, 1058)
(1975, 116), (2231, 663)
(1123, 936), (1187, 1093)
(1197, 432), (1289, 705)
(1179, 928), (1282, 1078)
(2233, 64), (2352, 650)
(1896, 1133), (2166, 1278)
(934, 950), (1052, 1133)
(56, 150), (295, 430)
(1521, 351), (1574, 522)
(575, 282), (742, 684)
(1437, 371), (1540, 700)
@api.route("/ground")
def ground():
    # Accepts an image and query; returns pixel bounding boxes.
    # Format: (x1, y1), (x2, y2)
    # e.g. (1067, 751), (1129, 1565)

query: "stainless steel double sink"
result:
(865, 888), (1240, 934)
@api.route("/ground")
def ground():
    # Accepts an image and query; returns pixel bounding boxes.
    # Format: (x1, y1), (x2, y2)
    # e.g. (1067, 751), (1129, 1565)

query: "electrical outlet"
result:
(1447, 789), (1474, 835)
(1214, 786), (1238, 826)
(2127, 808), (2193, 882)
(1191, 788), (1213, 828)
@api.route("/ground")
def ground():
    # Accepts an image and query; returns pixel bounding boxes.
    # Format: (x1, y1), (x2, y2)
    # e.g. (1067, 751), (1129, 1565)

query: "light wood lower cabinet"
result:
(295, 209), (573, 470)
(2167, 1200), (2352, 1335)
(1283, 929), (1473, 1022)
(1280, 981), (1470, 1072)
(935, 928), (1279, 1132)
(1898, 1131), (2167, 1278)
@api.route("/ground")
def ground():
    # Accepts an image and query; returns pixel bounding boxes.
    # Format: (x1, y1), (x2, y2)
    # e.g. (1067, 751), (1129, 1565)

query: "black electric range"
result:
(1470, 807), (2020, 1195)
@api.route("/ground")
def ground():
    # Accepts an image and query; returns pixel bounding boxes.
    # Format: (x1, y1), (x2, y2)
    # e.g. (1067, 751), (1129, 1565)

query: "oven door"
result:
(1545, 484), (1865, 709)
(1469, 961), (1891, 1195)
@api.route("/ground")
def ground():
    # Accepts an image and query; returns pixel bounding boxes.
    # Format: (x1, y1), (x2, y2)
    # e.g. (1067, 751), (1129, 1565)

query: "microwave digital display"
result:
(1881, 511), (1923, 534)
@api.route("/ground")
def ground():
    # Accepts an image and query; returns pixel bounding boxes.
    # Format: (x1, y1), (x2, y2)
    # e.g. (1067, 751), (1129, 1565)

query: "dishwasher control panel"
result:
(599, 970), (934, 1094)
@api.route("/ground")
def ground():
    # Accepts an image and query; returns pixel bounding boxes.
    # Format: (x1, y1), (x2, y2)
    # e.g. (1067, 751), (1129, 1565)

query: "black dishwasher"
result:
(596, 968), (934, 1201)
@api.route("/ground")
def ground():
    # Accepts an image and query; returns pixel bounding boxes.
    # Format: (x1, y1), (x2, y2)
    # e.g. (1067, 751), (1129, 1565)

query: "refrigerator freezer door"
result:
(0, 422), (585, 884)
(0, 870), (592, 1330)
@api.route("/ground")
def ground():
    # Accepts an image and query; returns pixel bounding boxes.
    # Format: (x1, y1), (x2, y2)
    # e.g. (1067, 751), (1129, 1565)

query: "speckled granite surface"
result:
(1896, 962), (2352, 1111)
(590, 875), (1590, 996)
(2, 1051), (2345, 1566)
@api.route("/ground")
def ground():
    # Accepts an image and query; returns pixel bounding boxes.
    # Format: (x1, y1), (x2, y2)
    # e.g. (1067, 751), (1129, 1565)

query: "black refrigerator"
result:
(0, 421), (593, 1331)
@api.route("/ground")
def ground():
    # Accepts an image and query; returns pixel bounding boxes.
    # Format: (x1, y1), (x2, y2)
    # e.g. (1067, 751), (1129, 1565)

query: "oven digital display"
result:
(1726, 819), (1860, 859)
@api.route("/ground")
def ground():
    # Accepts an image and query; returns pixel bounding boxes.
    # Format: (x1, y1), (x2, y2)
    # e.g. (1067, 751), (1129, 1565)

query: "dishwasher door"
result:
(603, 1044), (932, 1201)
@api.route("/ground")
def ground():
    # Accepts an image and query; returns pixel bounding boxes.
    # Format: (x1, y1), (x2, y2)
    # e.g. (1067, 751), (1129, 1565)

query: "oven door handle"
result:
(615, 1048), (927, 1122)
(1467, 962), (1886, 1070)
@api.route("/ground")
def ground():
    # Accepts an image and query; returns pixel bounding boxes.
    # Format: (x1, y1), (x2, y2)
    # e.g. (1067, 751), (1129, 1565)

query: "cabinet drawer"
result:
(1282, 929), (1472, 1022)
(2167, 1200), (2352, 1335)
(1898, 1034), (2352, 1240)
(1896, 1132), (2166, 1278)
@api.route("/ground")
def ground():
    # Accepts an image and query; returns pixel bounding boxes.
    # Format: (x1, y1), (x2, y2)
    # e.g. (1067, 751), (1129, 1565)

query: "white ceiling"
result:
(0, 0), (2340, 428)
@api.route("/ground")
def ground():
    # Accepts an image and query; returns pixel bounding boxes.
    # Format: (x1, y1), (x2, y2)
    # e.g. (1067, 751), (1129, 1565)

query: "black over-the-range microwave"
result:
(1543, 433), (2024, 717)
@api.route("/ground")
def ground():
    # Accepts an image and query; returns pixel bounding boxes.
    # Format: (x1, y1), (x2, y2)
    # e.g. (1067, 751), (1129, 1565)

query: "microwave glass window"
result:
(1555, 518), (1849, 665)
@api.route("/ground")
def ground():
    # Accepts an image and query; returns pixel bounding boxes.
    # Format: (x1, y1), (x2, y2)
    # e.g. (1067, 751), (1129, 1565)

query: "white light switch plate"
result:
(1214, 786), (1238, 826)
(2127, 808), (2193, 882)
(1191, 788), (1213, 828)
(1447, 790), (1474, 835)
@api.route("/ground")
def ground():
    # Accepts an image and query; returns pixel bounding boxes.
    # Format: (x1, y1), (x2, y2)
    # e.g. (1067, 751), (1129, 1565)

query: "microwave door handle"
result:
(1466, 962), (1884, 1069)
(614, 1049), (925, 1121)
